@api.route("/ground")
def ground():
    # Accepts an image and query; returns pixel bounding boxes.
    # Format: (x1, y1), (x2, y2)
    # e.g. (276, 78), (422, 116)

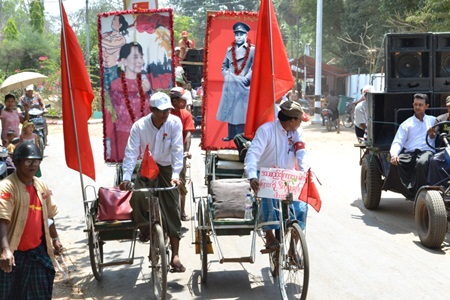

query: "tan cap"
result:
(280, 101), (304, 119)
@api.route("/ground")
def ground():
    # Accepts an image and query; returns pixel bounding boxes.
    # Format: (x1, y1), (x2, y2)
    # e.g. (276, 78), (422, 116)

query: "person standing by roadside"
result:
(0, 143), (63, 299)
(0, 94), (29, 146)
(353, 85), (374, 141)
(119, 92), (186, 272)
(170, 87), (195, 221)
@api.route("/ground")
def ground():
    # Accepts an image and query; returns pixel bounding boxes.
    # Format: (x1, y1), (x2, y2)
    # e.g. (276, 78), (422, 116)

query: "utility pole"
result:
(85, 0), (90, 67)
(312, 0), (323, 124)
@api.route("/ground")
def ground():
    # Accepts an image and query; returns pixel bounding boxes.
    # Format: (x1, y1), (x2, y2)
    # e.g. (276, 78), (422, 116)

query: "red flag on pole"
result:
(244, 0), (295, 139)
(299, 169), (322, 212)
(61, 4), (96, 181)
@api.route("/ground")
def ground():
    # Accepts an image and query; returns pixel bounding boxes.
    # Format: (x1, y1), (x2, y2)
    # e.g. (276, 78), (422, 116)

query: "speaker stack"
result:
(433, 33), (450, 92)
(385, 33), (432, 92)
(182, 49), (204, 87)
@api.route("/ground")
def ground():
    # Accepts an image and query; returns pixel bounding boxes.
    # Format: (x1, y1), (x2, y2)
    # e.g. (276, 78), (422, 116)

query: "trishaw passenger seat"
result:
(210, 178), (251, 220)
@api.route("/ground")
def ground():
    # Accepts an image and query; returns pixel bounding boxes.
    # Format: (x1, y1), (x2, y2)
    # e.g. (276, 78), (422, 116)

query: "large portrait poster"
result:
(202, 11), (258, 150)
(98, 9), (174, 162)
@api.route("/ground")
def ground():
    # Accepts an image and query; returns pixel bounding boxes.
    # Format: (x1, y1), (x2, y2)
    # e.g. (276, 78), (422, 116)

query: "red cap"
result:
(302, 113), (310, 122)
(181, 31), (188, 37)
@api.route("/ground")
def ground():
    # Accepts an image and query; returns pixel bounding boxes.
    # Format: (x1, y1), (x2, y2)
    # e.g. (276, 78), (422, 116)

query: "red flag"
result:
(299, 169), (322, 212)
(244, 0), (294, 139)
(140, 145), (160, 180)
(61, 4), (96, 181)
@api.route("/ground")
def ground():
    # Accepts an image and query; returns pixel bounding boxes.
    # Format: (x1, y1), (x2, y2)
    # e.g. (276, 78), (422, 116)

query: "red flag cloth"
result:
(244, 0), (295, 139)
(61, 4), (96, 181)
(299, 169), (322, 212)
(140, 145), (159, 180)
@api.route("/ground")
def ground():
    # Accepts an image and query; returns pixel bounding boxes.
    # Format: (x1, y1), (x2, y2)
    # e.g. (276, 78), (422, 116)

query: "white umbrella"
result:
(0, 72), (47, 93)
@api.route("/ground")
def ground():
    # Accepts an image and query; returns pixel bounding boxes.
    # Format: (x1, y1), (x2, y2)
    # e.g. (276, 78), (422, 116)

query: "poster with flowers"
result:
(98, 9), (174, 162)
(201, 11), (258, 150)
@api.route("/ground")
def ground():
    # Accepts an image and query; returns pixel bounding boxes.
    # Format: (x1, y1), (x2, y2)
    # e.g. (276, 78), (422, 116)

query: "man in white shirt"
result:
(245, 101), (308, 251)
(119, 92), (186, 272)
(386, 93), (436, 198)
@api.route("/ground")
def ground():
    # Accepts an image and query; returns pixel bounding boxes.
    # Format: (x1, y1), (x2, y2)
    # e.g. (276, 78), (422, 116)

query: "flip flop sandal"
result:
(170, 263), (186, 273)
(261, 240), (280, 254)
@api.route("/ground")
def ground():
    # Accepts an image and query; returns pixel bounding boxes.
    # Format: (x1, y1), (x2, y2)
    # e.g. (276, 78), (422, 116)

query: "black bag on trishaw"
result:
(97, 187), (133, 221)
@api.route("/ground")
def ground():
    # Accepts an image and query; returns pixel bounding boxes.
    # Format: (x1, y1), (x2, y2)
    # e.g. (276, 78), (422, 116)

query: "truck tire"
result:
(361, 155), (382, 210)
(415, 189), (447, 249)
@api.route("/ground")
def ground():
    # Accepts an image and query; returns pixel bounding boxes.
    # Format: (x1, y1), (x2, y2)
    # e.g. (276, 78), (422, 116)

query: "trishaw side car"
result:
(83, 184), (177, 300)
(193, 169), (309, 299)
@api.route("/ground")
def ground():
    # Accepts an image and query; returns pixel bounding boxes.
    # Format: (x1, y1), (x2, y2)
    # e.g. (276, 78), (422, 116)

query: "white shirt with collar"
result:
(390, 114), (436, 157)
(245, 119), (308, 180)
(122, 114), (184, 181)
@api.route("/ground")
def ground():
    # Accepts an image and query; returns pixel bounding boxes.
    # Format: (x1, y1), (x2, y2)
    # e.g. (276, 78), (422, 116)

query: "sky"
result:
(44, 0), (87, 17)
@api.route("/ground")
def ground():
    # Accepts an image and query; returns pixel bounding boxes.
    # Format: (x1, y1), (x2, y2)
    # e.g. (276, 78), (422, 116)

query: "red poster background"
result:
(201, 11), (258, 150)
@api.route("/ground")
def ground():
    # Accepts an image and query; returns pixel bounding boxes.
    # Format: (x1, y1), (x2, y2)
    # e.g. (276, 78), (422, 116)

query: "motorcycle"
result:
(27, 104), (50, 156)
(0, 145), (17, 180)
(321, 108), (339, 131)
(342, 102), (354, 128)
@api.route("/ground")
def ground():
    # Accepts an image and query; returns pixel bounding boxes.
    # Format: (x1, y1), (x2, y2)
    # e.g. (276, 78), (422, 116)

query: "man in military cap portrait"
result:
(216, 21), (255, 142)
(244, 100), (309, 251)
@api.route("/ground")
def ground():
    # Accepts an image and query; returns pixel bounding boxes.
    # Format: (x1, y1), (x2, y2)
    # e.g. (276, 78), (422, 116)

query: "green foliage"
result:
(30, 0), (45, 34)
(4, 18), (19, 40)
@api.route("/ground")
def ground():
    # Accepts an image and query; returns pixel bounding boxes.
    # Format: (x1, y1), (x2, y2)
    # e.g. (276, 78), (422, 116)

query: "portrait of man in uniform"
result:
(216, 22), (255, 141)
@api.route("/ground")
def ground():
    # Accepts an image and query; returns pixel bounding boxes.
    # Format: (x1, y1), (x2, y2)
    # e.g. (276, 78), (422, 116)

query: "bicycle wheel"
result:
(278, 223), (309, 300)
(342, 115), (353, 128)
(151, 224), (167, 300)
(198, 198), (208, 283)
(88, 216), (103, 281)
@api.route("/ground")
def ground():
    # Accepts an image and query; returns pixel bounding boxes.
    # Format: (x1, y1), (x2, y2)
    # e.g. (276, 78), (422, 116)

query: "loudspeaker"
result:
(385, 33), (432, 92)
(433, 33), (450, 92)
(184, 49), (204, 63)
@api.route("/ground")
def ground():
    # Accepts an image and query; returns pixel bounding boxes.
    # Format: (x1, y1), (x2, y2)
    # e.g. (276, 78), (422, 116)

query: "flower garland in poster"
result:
(231, 38), (252, 76)
(120, 70), (146, 123)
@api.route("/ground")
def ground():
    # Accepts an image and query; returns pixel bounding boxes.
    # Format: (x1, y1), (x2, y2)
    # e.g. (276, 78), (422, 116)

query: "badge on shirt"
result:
(0, 192), (11, 200)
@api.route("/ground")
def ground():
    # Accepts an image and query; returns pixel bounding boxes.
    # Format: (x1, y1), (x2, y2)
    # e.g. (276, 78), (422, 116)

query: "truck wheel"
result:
(361, 155), (382, 210)
(415, 190), (447, 249)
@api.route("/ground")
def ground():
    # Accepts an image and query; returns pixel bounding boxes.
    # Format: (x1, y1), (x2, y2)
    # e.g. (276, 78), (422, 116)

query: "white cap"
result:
(25, 84), (34, 91)
(150, 92), (174, 110)
(175, 46), (181, 51)
(362, 85), (374, 94)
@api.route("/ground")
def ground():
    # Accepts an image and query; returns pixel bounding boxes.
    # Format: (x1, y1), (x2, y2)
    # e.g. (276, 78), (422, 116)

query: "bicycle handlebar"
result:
(127, 182), (178, 193)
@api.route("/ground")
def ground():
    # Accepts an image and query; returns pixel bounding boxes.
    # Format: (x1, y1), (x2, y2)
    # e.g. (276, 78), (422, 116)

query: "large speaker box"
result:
(433, 33), (450, 92)
(385, 33), (432, 92)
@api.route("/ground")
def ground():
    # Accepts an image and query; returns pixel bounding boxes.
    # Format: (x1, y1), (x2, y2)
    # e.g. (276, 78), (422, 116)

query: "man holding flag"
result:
(245, 101), (309, 250)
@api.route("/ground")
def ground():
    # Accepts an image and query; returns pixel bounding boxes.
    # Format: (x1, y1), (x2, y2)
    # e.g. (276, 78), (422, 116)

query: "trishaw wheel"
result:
(114, 163), (123, 187)
(415, 189), (447, 249)
(342, 116), (353, 128)
(198, 198), (208, 284)
(361, 155), (382, 210)
(278, 223), (309, 300)
(88, 226), (103, 281)
(151, 224), (167, 300)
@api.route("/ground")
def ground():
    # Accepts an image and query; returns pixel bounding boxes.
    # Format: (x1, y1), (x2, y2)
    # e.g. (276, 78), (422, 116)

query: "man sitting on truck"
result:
(387, 93), (436, 198)
(427, 95), (450, 187)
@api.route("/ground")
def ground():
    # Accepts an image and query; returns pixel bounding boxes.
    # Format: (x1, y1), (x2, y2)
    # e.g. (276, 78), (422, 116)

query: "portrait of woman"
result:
(105, 42), (152, 161)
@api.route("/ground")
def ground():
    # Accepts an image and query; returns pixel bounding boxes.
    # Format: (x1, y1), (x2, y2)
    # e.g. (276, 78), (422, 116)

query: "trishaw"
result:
(194, 150), (309, 299)
(83, 183), (177, 300)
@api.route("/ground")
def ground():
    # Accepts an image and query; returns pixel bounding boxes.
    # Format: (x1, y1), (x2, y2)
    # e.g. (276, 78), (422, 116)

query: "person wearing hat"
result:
(173, 46), (181, 67)
(245, 100), (309, 251)
(169, 87), (195, 221)
(178, 30), (196, 61)
(0, 142), (63, 299)
(427, 95), (450, 187)
(216, 21), (255, 142)
(19, 120), (39, 148)
(19, 84), (45, 111)
(119, 92), (186, 272)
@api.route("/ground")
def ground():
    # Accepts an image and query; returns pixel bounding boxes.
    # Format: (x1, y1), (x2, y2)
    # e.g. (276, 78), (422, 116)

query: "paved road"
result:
(43, 120), (450, 299)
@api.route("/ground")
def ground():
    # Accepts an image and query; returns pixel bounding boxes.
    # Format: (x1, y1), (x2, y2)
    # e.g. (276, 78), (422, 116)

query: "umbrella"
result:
(0, 72), (47, 93)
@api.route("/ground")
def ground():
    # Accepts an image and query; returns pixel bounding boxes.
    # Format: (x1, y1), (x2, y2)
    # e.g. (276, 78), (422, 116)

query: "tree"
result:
(4, 18), (19, 41)
(30, 0), (45, 34)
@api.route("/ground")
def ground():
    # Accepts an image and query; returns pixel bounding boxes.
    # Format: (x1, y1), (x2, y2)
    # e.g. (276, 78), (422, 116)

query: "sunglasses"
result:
(23, 159), (41, 167)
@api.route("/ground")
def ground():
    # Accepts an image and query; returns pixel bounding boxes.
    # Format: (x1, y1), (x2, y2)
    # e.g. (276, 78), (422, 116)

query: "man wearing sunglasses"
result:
(0, 143), (63, 299)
